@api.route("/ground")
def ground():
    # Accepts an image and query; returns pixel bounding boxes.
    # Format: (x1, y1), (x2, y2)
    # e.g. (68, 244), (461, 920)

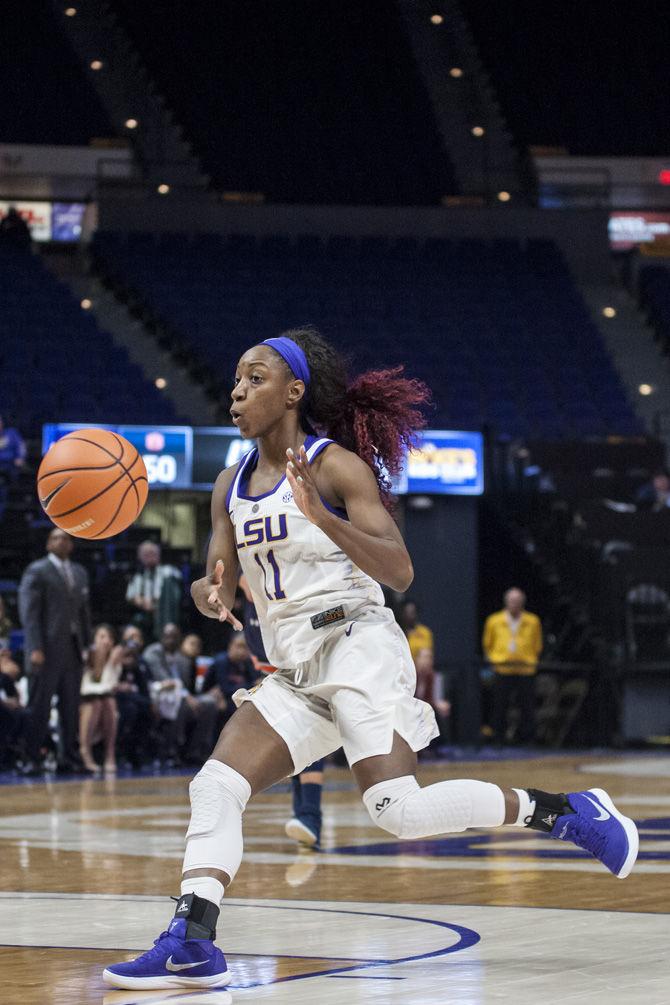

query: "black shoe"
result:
(20, 759), (45, 777)
(55, 759), (92, 775)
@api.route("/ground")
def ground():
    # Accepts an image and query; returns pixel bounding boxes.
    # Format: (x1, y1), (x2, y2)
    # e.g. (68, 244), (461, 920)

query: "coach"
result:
(18, 527), (92, 774)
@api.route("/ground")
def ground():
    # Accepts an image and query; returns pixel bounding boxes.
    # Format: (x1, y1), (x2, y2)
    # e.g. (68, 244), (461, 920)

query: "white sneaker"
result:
(285, 817), (319, 848)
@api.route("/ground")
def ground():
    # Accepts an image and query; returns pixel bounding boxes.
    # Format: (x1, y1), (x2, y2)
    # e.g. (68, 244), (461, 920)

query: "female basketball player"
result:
(104, 328), (639, 991)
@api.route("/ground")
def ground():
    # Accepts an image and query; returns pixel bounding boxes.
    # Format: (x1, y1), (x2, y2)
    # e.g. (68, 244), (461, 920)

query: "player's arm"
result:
(286, 444), (413, 592)
(190, 465), (242, 628)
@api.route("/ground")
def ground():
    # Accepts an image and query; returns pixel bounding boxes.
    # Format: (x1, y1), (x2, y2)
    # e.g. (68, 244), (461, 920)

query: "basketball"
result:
(37, 428), (148, 539)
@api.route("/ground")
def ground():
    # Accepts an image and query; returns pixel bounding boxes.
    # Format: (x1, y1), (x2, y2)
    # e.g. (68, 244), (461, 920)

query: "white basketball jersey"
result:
(226, 436), (385, 668)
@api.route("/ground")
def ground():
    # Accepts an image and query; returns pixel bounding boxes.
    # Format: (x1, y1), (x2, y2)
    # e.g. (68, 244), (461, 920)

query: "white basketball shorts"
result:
(233, 607), (439, 774)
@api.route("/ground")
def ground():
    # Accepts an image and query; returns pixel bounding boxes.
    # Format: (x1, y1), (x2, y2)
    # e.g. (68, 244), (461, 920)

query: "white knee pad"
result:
(182, 759), (251, 883)
(363, 775), (505, 839)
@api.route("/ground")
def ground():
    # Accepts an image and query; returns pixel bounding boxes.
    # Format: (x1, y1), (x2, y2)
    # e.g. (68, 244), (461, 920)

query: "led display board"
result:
(42, 424), (484, 495)
(0, 200), (86, 242)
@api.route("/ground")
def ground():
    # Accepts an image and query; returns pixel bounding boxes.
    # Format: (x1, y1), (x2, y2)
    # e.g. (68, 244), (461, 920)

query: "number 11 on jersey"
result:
(254, 550), (286, 601)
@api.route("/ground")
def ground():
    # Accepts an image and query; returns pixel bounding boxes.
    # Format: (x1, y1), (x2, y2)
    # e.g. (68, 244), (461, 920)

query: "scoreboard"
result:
(42, 424), (484, 495)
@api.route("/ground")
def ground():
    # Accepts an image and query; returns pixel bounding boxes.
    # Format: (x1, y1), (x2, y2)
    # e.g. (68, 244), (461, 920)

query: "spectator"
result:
(202, 634), (257, 728)
(414, 646), (451, 720)
(399, 598), (434, 661)
(482, 587), (543, 745)
(114, 625), (152, 770)
(180, 633), (203, 693)
(18, 527), (92, 775)
(0, 414), (27, 521)
(80, 624), (123, 774)
(126, 541), (182, 643)
(0, 595), (13, 646)
(0, 646), (28, 770)
(0, 206), (32, 251)
(143, 623), (217, 765)
(635, 469), (670, 512)
(0, 414), (26, 474)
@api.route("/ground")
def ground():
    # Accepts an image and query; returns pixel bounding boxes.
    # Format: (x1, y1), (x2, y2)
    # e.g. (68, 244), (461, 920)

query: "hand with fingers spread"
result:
(286, 445), (326, 526)
(190, 559), (243, 628)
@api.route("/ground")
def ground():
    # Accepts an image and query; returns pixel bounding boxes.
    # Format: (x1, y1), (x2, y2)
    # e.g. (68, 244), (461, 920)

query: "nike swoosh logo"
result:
(345, 623), (355, 637)
(166, 956), (206, 972)
(584, 795), (610, 821)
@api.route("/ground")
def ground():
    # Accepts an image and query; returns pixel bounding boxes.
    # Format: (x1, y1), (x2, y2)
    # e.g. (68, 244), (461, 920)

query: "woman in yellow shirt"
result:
(399, 599), (434, 661)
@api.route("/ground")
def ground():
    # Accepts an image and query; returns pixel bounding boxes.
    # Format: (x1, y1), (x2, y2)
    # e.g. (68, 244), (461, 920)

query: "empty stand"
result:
(92, 232), (642, 439)
(108, 0), (455, 203)
(0, 247), (180, 433)
(0, 1), (114, 145)
(639, 264), (670, 357)
(460, 0), (670, 157)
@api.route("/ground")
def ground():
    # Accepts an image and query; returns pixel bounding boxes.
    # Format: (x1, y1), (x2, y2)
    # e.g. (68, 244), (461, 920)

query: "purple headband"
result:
(261, 336), (311, 387)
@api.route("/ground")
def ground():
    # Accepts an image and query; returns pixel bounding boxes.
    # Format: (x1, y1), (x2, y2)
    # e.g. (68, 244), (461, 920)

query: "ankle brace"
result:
(525, 789), (573, 833)
(173, 892), (219, 940)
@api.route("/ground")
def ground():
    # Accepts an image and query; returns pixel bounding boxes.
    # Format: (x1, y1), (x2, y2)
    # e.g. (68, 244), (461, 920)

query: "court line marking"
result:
(0, 891), (666, 916)
(328, 975), (406, 980)
(0, 898), (480, 990)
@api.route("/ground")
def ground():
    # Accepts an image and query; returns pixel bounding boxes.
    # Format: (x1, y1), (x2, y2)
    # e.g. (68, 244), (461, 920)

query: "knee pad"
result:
(363, 775), (501, 840)
(363, 775), (421, 839)
(182, 759), (251, 883)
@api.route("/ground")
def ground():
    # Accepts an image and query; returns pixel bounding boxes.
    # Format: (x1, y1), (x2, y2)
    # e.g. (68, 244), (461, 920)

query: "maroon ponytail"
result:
(332, 367), (430, 504)
(278, 327), (431, 506)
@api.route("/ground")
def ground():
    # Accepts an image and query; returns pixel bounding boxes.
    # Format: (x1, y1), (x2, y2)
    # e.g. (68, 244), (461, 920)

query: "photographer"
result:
(114, 625), (152, 770)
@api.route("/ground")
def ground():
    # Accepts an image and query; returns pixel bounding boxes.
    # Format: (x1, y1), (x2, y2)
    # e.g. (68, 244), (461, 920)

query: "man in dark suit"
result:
(18, 528), (92, 773)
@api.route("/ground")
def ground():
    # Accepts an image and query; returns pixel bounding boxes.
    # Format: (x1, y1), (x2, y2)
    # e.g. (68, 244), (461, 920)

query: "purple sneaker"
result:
(102, 917), (231, 990)
(552, 787), (639, 879)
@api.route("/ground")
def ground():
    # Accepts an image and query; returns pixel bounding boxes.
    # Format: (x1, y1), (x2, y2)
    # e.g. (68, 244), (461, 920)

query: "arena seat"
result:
(460, 0), (669, 157)
(108, 0), (455, 204)
(0, 2), (114, 145)
(92, 233), (642, 439)
(639, 265), (670, 356)
(0, 247), (180, 433)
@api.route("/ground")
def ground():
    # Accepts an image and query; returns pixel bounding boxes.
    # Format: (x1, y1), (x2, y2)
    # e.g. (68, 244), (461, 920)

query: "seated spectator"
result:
(0, 414), (27, 521)
(399, 598), (434, 661)
(0, 414), (27, 475)
(0, 595), (13, 647)
(203, 635), (257, 719)
(414, 647), (451, 750)
(180, 633), (203, 692)
(0, 206), (32, 251)
(126, 541), (183, 643)
(0, 646), (27, 770)
(80, 624), (123, 774)
(114, 625), (152, 770)
(635, 469), (670, 511)
(143, 623), (217, 766)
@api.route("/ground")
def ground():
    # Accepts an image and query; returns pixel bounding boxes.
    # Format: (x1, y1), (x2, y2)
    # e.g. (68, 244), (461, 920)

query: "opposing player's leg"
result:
(351, 731), (639, 880)
(102, 702), (295, 990)
(285, 759), (324, 849)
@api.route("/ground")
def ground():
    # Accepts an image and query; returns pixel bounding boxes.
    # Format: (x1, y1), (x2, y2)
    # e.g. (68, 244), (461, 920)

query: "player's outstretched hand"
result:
(191, 559), (243, 628)
(286, 446), (326, 526)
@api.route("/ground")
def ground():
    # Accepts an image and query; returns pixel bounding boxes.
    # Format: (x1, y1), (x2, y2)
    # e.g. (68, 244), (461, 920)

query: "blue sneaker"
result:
(102, 917), (231, 990)
(552, 787), (639, 878)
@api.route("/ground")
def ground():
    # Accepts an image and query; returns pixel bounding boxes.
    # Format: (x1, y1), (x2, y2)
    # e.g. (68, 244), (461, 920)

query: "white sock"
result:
(511, 787), (536, 826)
(180, 876), (225, 908)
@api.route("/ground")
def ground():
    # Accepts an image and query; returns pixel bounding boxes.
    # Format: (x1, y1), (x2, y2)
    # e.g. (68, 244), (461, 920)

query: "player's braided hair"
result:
(279, 326), (431, 507)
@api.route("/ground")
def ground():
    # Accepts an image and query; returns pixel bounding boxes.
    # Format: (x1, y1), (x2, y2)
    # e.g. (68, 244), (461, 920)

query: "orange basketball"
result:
(37, 428), (149, 539)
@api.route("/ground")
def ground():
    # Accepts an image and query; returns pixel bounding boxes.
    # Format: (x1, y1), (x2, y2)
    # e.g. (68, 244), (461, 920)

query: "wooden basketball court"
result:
(1, 752), (668, 1004)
